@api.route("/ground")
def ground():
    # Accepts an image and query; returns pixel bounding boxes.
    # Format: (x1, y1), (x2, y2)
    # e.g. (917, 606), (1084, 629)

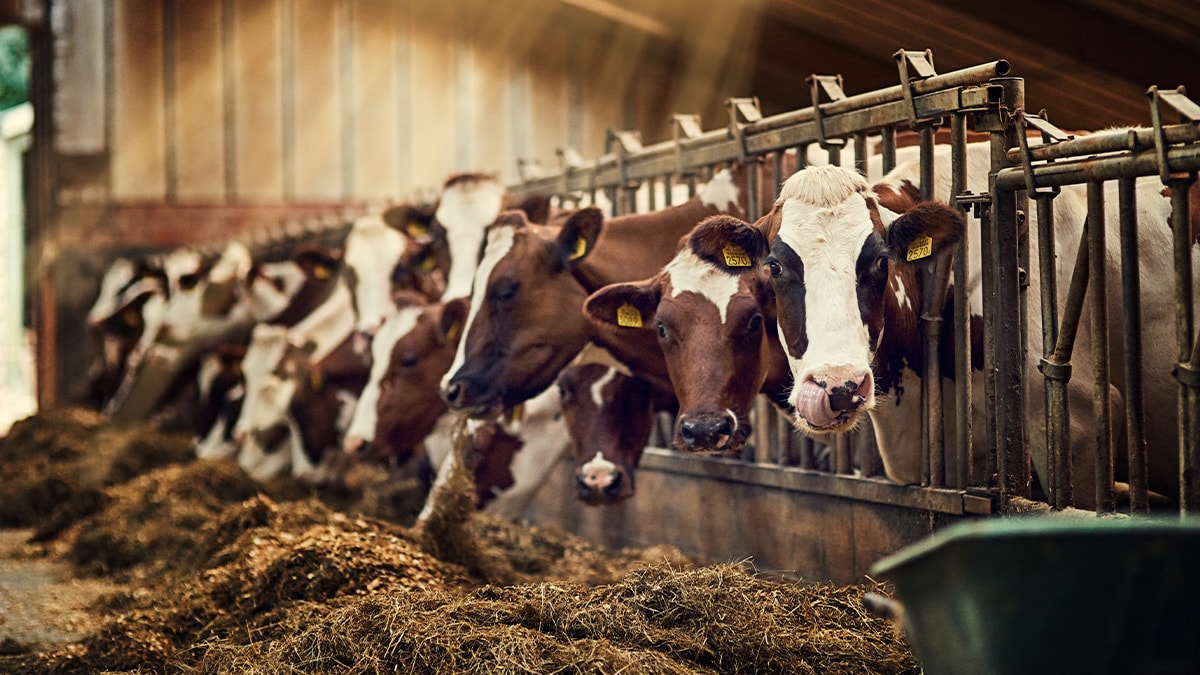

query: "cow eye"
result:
(400, 355), (419, 368)
(178, 273), (202, 290)
(747, 314), (763, 332)
(656, 321), (667, 339)
(766, 259), (782, 278)
(874, 255), (888, 274)
(492, 279), (520, 303)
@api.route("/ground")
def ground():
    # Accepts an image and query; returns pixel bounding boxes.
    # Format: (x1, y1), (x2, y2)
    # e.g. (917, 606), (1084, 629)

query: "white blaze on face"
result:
(436, 177), (506, 301)
(442, 224), (515, 390)
(87, 258), (136, 325)
(244, 260), (306, 322)
(662, 247), (741, 324)
(208, 241), (252, 284)
(775, 167), (877, 408)
(233, 324), (291, 438)
(344, 214), (410, 332)
(588, 366), (619, 407)
(343, 305), (424, 448)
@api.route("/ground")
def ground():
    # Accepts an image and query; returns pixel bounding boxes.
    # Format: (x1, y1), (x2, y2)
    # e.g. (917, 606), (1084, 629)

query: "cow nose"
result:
(442, 379), (465, 408)
(678, 414), (735, 451)
(575, 469), (625, 502)
(818, 369), (873, 412)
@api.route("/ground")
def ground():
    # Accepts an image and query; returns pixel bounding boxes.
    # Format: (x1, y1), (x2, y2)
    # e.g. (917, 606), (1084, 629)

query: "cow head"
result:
(557, 361), (654, 504)
(366, 297), (470, 464)
(233, 324), (307, 456)
(441, 207), (604, 417)
(585, 214), (773, 453)
(435, 173), (507, 301)
(765, 165), (964, 439)
(382, 202), (451, 302)
(343, 213), (415, 335)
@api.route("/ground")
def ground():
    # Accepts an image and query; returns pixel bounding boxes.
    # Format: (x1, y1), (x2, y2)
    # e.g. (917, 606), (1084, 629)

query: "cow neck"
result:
(571, 196), (718, 292)
(272, 271), (340, 328)
(871, 263), (924, 397)
(287, 275), (357, 364)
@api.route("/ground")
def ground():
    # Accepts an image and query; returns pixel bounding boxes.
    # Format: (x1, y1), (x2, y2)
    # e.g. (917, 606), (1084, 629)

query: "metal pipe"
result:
(1118, 176), (1149, 513)
(1005, 122), (1200, 164)
(1087, 182), (1115, 513)
(996, 145), (1200, 191)
(950, 114), (972, 489)
(1034, 192), (1061, 505)
(1169, 176), (1198, 511)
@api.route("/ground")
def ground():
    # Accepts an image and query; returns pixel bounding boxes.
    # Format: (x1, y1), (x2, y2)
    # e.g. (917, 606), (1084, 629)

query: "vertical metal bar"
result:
(1087, 181), (1115, 513)
(753, 396), (771, 463)
(880, 127), (897, 175)
(826, 143), (841, 168)
(647, 176), (657, 212)
(1046, 223), (1091, 509)
(835, 433), (852, 474)
(799, 436), (815, 470)
(1118, 176), (1149, 513)
(662, 174), (672, 207)
(1169, 176), (1198, 511)
(917, 125), (948, 487)
(992, 131), (1030, 503)
(746, 161), (761, 222)
(1034, 191), (1062, 506)
(772, 151), (785, 197)
(951, 114), (972, 489)
(854, 131), (868, 176)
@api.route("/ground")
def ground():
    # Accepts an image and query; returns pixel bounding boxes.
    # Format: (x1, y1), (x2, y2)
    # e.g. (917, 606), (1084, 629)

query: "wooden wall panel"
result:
(291, 0), (342, 201)
(466, 36), (512, 180)
(173, 1), (225, 201)
(408, 1), (456, 191)
(111, 0), (166, 200)
(231, 0), (284, 201)
(526, 31), (570, 174)
(350, 0), (401, 201)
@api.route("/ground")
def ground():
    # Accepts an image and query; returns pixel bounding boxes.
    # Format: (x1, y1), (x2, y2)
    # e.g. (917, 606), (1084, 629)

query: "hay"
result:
(0, 410), (918, 674)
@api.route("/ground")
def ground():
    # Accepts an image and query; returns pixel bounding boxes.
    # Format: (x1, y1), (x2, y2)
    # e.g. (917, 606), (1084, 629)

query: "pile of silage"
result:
(0, 409), (918, 674)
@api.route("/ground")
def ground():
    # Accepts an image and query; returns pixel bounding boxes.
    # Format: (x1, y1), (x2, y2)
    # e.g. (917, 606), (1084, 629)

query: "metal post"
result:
(1087, 182), (1115, 513)
(1168, 176), (1199, 511)
(950, 113), (972, 489)
(1118, 175), (1149, 513)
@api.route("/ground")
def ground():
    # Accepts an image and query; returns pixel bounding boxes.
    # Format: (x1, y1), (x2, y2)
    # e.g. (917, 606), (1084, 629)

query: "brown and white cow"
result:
(762, 152), (1197, 509)
(82, 256), (168, 410)
(440, 167), (745, 415)
(584, 214), (790, 454)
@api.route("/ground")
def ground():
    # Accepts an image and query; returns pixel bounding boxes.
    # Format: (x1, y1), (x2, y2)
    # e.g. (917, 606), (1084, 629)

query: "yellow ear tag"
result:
(722, 244), (752, 267)
(568, 238), (587, 261)
(420, 256), (437, 272)
(446, 322), (462, 343)
(616, 303), (643, 328)
(507, 403), (524, 424)
(313, 263), (332, 280)
(906, 234), (933, 262)
(309, 370), (324, 392)
(406, 221), (430, 238)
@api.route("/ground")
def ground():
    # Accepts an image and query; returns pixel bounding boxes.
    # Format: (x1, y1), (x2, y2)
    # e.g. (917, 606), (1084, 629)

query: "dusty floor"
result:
(0, 530), (119, 649)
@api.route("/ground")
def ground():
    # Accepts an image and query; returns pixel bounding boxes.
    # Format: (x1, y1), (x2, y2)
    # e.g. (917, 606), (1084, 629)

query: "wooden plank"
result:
(408, 0), (456, 191)
(522, 454), (967, 585)
(231, 0), (284, 201)
(111, 0), (166, 200)
(173, 1), (225, 201)
(349, 0), (400, 201)
(291, 0), (342, 201)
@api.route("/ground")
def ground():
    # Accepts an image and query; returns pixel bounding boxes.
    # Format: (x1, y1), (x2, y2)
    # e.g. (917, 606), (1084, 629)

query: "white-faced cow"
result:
(762, 153), (1198, 509)
(82, 256), (168, 410)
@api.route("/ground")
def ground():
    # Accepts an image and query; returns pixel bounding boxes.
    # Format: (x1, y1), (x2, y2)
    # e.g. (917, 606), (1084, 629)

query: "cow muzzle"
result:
(676, 410), (739, 453)
(575, 454), (634, 504)
(792, 367), (873, 432)
(441, 373), (500, 416)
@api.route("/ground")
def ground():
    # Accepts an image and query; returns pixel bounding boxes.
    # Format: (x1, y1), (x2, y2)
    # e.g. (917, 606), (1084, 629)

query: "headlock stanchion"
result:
(510, 49), (1200, 520)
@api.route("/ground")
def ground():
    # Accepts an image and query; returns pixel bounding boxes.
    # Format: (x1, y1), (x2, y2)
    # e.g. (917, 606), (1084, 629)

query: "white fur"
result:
(588, 366), (618, 408)
(663, 247), (741, 324)
(342, 305), (424, 450)
(344, 214), (410, 332)
(442, 224), (515, 391)
(436, 177), (506, 301)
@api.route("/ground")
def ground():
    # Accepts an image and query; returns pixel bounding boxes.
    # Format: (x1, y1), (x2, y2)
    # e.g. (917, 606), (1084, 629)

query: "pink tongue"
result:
(795, 380), (839, 428)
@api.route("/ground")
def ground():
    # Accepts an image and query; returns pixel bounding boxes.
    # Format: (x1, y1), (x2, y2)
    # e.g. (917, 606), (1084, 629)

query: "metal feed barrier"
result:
(509, 49), (1200, 519)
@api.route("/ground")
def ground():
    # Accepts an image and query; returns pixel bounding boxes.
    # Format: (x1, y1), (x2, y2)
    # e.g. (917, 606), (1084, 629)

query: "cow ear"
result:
(556, 207), (604, 266)
(585, 281), (660, 331)
(687, 214), (768, 274)
(440, 296), (470, 344)
(514, 194), (552, 225)
(885, 202), (966, 267)
(294, 246), (342, 279)
(383, 203), (436, 240)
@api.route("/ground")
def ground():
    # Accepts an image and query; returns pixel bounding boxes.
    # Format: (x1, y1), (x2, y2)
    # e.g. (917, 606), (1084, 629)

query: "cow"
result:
(440, 166), (745, 415)
(435, 173), (508, 301)
(759, 149), (1198, 509)
(232, 247), (363, 482)
(583, 214), (790, 454)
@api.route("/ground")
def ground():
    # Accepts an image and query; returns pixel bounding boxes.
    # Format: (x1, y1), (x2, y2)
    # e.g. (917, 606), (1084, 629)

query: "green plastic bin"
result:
(871, 516), (1200, 675)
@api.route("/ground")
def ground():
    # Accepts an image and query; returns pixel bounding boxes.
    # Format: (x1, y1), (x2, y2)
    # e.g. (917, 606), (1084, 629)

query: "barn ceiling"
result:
(561, 0), (1200, 133)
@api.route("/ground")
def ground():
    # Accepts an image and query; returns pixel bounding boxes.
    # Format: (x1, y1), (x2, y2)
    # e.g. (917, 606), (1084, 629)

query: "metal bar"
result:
(1034, 192), (1061, 506)
(1168, 176), (1199, 511)
(1118, 176), (1149, 513)
(995, 144), (1200, 191)
(992, 129), (1031, 505)
(1004, 122), (1200, 164)
(978, 194), (1000, 490)
(950, 113), (973, 489)
(1087, 182), (1115, 513)
(880, 127), (897, 174)
(835, 433), (852, 475)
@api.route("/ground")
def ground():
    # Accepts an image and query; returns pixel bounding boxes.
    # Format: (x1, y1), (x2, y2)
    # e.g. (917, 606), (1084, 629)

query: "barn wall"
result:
(44, 0), (761, 405)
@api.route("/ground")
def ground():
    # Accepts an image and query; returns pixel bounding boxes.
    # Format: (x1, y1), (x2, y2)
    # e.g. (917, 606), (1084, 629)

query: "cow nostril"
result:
(827, 374), (871, 412)
(603, 471), (623, 495)
(442, 381), (462, 406)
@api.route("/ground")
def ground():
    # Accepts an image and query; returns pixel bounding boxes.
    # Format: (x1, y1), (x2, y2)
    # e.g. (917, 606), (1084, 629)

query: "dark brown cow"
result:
(441, 167), (746, 415)
(585, 214), (790, 453)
